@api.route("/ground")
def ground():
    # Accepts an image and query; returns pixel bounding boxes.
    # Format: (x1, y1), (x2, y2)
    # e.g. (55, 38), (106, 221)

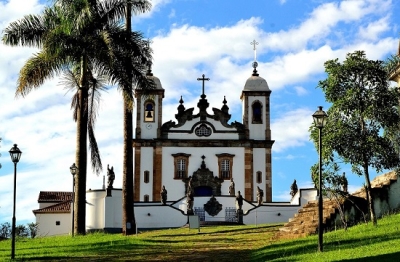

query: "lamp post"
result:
(70, 163), (77, 237)
(312, 106), (328, 252)
(9, 144), (22, 260)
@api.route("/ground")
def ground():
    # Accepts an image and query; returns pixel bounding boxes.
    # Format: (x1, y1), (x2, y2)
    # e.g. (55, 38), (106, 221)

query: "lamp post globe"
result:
(312, 106), (328, 252)
(9, 144), (22, 260)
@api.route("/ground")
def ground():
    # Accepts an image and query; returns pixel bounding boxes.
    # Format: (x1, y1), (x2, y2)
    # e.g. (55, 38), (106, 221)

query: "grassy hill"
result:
(0, 213), (399, 261)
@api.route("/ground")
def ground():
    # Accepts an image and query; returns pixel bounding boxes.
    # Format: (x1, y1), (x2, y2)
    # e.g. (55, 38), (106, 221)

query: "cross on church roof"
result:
(197, 74), (210, 96)
(250, 39), (259, 76)
(250, 39), (259, 61)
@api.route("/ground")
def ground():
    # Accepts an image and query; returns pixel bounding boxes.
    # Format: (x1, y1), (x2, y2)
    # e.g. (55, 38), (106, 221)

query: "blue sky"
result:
(0, 0), (399, 225)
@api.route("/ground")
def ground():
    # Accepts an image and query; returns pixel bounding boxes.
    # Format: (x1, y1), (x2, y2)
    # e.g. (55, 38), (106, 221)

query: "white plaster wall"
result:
(140, 147), (155, 201)
(104, 190), (122, 229)
(253, 148), (266, 199)
(86, 190), (106, 230)
(388, 179), (400, 211)
(135, 205), (187, 228)
(161, 147), (245, 200)
(35, 213), (70, 236)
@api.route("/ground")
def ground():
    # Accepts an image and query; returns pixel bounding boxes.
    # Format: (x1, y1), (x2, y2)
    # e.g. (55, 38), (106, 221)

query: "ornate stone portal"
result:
(183, 156), (224, 196)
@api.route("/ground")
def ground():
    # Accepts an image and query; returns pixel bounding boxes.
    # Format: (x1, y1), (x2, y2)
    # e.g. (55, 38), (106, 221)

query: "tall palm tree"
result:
(2, 0), (153, 235)
(121, 0), (152, 236)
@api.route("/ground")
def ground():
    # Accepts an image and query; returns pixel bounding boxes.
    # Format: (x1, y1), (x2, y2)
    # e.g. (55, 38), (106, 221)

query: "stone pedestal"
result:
(237, 209), (243, 224)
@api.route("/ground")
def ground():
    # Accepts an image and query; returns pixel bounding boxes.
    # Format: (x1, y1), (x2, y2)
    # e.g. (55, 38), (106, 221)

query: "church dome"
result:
(243, 74), (270, 92)
(147, 74), (164, 90)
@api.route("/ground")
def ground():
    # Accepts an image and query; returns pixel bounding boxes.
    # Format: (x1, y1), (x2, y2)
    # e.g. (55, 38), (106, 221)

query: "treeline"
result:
(0, 222), (38, 239)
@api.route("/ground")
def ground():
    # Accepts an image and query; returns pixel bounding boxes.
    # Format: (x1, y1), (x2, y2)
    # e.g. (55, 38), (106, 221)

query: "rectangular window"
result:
(56, 221), (60, 226)
(172, 153), (191, 179)
(144, 170), (150, 183)
(177, 159), (186, 178)
(216, 153), (235, 180)
(221, 159), (230, 179)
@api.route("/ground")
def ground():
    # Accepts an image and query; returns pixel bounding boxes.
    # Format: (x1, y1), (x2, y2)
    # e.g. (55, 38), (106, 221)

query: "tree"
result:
(2, 0), (153, 235)
(0, 222), (11, 239)
(313, 50), (400, 225)
(27, 222), (39, 238)
(121, 0), (152, 236)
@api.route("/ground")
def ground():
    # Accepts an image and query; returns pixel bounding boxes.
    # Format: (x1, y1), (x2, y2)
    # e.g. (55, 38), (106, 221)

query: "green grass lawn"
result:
(1, 213), (400, 261)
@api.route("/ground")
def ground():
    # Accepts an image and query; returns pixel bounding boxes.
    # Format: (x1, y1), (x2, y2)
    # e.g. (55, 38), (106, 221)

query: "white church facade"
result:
(33, 58), (318, 236)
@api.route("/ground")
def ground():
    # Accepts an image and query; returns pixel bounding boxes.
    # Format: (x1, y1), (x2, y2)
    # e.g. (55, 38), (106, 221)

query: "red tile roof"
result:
(33, 201), (71, 214)
(38, 191), (72, 202)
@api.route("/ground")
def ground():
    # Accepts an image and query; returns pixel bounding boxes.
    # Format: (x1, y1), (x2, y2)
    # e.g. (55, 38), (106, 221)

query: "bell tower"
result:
(135, 65), (164, 140)
(240, 40), (273, 202)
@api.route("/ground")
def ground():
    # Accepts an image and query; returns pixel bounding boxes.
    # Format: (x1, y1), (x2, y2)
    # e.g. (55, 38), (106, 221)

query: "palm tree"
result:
(121, 0), (152, 236)
(2, 0), (153, 235)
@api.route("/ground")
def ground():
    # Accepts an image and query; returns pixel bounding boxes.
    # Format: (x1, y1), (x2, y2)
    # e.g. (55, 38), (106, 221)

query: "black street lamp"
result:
(70, 163), (77, 237)
(9, 144), (22, 260)
(312, 106), (328, 252)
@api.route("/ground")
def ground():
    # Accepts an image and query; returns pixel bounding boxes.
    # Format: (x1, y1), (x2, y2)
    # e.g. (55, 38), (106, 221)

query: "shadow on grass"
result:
(252, 230), (400, 261)
(334, 251), (400, 262)
(151, 224), (279, 238)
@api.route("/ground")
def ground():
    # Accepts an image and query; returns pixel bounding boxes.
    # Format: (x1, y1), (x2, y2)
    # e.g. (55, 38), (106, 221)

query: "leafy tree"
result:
(27, 222), (39, 238)
(15, 224), (28, 237)
(312, 50), (400, 225)
(2, 0), (153, 235)
(0, 222), (11, 239)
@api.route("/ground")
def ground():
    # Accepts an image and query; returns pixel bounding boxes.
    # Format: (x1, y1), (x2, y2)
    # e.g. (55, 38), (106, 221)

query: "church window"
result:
(144, 101), (155, 122)
(195, 124), (212, 137)
(216, 153), (235, 180)
(144, 171), (150, 184)
(144, 194), (149, 202)
(256, 171), (262, 183)
(172, 153), (191, 179)
(252, 101), (262, 124)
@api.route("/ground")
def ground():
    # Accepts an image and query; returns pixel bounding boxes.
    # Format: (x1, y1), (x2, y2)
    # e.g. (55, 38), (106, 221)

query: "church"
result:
(33, 53), (317, 235)
(133, 59), (273, 203)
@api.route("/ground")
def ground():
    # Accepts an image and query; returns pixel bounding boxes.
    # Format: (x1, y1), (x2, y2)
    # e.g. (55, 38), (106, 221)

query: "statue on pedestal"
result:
(229, 178), (235, 196)
(160, 185), (167, 205)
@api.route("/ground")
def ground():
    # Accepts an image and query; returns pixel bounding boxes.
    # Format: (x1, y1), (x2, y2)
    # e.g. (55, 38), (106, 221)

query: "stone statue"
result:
(186, 190), (194, 213)
(257, 186), (264, 206)
(187, 177), (193, 194)
(290, 179), (298, 198)
(236, 191), (243, 211)
(107, 164), (115, 188)
(160, 185), (167, 205)
(229, 178), (235, 196)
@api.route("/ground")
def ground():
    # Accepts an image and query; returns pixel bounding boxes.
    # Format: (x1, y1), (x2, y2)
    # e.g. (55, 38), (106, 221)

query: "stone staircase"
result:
(274, 199), (338, 240)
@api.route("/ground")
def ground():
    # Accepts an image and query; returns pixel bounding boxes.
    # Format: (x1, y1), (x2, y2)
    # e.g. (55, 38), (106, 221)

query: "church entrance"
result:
(194, 186), (213, 196)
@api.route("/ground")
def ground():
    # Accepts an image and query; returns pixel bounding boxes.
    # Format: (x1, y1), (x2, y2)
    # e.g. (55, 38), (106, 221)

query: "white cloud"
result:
(271, 108), (314, 152)
(358, 16), (390, 41)
(293, 86), (308, 96)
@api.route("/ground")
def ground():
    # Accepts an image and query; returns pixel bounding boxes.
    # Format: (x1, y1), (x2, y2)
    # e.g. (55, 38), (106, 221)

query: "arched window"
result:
(144, 194), (149, 202)
(256, 171), (262, 184)
(252, 101), (262, 124)
(144, 170), (150, 183)
(144, 101), (155, 122)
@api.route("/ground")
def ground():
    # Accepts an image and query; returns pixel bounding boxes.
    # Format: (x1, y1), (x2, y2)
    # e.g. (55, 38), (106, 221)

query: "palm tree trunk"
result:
(74, 56), (89, 235)
(122, 1), (136, 235)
